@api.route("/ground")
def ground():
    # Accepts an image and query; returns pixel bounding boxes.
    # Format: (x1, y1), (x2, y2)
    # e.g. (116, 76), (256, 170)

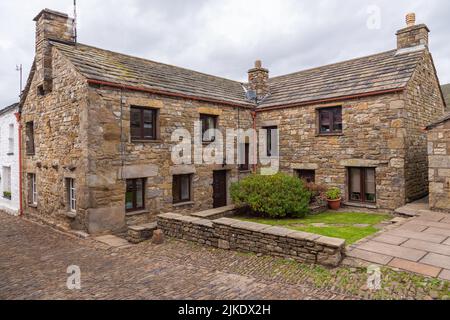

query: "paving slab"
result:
(414, 212), (447, 222)
(397, 223), (427, 232)
(95, 235), (131, 248)
(372, 234), (408, 246)
(438, 269), (450, 281)
(357, 241), (427, 262)
(423, 227), (450, 237)
(444, 238), (450, 246)
(346, 248), (393, 265)
(440, 217), (450, 224)
(401, 239), (450, 256)
(420, 253), (450, 269)
(386, 229), (447, 244)
(388, 258), (442, 278)
(408, 220), (450, 230)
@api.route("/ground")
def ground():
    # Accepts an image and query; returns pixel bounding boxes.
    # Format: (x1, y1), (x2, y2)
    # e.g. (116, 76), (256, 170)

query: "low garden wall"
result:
(157, 213), (346, 267)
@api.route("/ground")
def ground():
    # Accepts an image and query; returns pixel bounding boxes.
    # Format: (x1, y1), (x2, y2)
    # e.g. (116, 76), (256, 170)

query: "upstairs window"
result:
(200, 114), (218, 143)
(264, 126), (278, 157)
(8, 124), (14, 155)
(238, 142), (250, 171)
(130, 107), (157, 141)
(26, 122), (35, 155)
(318, 107), (342, 134)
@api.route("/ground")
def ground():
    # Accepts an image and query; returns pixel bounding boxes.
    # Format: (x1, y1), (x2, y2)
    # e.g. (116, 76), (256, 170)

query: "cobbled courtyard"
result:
(0, 213), (448, 300)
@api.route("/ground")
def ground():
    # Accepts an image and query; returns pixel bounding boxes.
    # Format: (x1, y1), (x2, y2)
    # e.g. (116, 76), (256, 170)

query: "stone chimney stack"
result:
(248, 60), (270, 100)
(396, 13), (430, 50)
(33, 9), (75, 94)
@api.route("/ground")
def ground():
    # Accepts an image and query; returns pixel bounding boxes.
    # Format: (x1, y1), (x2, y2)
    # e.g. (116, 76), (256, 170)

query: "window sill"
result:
(316, 133), (344, 137)
(3, 196), (11, 201)
(26, 153), (35, 157)
(126, 210), (149, 217)
(131, 139), (162, 144)
(6, 153), (14, 156)
(173, 201), (194, 207)
(239, 170), (252, 174)
(66, 211), (77, 219)
(343, 201), (377, 209)
(28, 204), (38, 208)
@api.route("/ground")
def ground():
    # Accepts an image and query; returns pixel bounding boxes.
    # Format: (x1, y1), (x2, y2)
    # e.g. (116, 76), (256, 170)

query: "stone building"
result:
(0, 103), (20, 215)
(19, 9), (445, 234)
(426, 114), (450, 212)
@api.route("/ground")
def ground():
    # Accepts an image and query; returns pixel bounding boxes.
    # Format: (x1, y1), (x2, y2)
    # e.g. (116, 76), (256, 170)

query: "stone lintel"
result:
(170, 165), (196, 176)
(291, 163), (319, 170)
(260, 120), (280, 127)
(339, 159), (380, 168)
(198, 107), (222, 116)
(119, 164), (159, 180)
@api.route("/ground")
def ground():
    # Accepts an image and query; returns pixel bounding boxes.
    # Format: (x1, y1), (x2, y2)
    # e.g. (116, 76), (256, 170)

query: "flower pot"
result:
(327, 198), (341, 210)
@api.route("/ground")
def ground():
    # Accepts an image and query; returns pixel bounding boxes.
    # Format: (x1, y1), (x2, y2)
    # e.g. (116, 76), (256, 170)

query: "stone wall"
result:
(404, 51), (446, 202)
(157, 213), (346, 267)
(21, 48), (90, 231)
(256, 93), (408, 211)
(428, 121), (450, 211)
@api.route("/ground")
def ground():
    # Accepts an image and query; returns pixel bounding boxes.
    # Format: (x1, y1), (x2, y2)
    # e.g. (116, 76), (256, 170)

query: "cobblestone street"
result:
(0, 213), (354, 300)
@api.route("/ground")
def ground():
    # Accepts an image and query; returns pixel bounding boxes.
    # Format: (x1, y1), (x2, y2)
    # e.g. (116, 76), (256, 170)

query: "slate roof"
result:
(50, 40), (426, 109)
(426, 112), (450, 130)
(442, 83), (450, 108)
(0, 103), (19, 116)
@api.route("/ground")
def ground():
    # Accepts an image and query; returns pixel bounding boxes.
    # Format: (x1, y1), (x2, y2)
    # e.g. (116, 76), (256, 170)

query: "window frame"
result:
(125, 178), (146, 213)
(239, 142), (250, 172)
(25, 121), (35, 155)
(130, 106), (158, 141)
(296, 169), (316, 184)
(28, 173), (37, 205)
(172, 174), (192, 204)
(317, 106), (343, 135)
(200, 114), (218, 143)
(348, 167), (376, 204)
(66, 178), (76, 213)
(8, 123), (14, 155)
(264, 126), (278, 157)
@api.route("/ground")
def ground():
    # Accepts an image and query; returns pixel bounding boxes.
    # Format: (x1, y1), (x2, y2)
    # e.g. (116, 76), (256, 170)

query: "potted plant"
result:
(3, 191), (11, 200)
(326, 187), (341, 210)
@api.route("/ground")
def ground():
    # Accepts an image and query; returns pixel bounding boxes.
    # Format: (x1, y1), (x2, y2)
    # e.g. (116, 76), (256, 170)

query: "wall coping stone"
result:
(214, 217), (241, 227)
(316, 236), (346, 248)
(263, 226), (295, 237)
(128, 222), (157, 232)
(191, 205), (236, 219)
(288, 230), (321, 241)
(229, 221), (270, 232)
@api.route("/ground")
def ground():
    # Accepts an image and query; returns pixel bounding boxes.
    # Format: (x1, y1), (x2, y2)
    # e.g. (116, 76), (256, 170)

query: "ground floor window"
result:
(126, 178), (145, 212)
(238, 142), (250, 171)
(2, 166), (11, 199)
(296, 169), (316, 184)
(173, 174), (192, 204)
(348, 167), (376, 203)
(66, 178), (76, 212)
(28, 173), (37, 205)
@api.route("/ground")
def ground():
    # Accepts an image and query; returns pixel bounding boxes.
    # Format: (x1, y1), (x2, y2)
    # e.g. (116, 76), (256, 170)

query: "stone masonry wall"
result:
(21, 48), (90, 231)
(256, 93), (408, 211)
(404, 51), (446, 202)
(85, 85), (254, 233)
(157, 213), (346, 267)
(428, 122), (450, 212)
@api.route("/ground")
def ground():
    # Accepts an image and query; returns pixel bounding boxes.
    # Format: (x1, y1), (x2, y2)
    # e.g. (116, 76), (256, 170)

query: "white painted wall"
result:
(0, 105), (19, 215)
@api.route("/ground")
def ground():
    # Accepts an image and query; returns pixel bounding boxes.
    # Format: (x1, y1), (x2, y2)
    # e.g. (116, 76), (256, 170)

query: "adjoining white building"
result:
(0, 103), (20, 215)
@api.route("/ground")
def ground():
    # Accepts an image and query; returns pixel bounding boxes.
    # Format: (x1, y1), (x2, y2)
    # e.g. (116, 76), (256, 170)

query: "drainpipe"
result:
(251, 110), (257, 173)
(14, 112), (23, 216)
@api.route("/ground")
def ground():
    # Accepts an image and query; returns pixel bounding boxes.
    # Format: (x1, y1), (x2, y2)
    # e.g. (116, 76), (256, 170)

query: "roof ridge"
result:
(51, 41), (245, 85)
(269, 49), (401, 81)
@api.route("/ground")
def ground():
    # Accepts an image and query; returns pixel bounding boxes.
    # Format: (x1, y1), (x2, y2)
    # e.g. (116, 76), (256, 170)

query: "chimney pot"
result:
(406, 13), (416, 27)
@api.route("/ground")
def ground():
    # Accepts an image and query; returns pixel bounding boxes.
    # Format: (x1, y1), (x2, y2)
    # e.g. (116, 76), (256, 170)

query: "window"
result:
(66, 178), (76, 212)
(8, 124), (14, 154)
(130, 107), (157, 141)
(200, 114), (218, 142)
(125, 178), (145, 212)
(348, 167), (376, 204)
(264, 126), (278, 157)
(2, 167), (11, 199)
(318, 107), (342, 134)
(238, 142), (250, 171)
(26, 122), (35, 155)
(28, 174), (37, 205)
(297, 170), (316, 184)
(173, 174), (192, 204)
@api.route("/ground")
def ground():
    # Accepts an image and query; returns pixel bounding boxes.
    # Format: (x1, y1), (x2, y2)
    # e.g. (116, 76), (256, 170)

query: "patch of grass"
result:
(238, 212), (391, 244)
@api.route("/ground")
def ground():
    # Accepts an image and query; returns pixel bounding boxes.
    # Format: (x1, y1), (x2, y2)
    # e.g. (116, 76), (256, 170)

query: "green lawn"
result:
(238, 212), (392, 244)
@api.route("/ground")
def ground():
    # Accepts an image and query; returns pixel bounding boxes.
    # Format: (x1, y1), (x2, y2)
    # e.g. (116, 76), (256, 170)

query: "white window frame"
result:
(67, 178), (76, 213)
(8, 124), (14, 154)
(30, 174), (37, 205)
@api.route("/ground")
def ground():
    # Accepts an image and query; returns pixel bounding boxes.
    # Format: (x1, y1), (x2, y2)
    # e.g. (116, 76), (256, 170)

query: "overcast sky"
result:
(0, 0), (449, 107)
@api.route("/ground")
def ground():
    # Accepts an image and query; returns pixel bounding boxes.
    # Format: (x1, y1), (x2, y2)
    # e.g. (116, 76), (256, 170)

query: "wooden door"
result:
(213, 171), (227, 208)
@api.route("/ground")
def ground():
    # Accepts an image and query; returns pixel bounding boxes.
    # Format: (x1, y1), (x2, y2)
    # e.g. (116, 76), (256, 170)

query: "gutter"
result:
(251, 110), (257, 173)
(86, 79), (253, 109)
(14, 112), (23, 217)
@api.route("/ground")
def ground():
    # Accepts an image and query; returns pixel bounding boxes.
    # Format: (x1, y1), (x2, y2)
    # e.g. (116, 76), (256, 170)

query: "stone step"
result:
(394, 207), (419, 217)
(127, 222), (158, 244)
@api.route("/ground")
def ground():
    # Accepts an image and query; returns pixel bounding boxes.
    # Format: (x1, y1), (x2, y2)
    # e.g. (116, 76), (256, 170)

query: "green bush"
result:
(325, 187), (341, 200)
(230, 173), (311, 218)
